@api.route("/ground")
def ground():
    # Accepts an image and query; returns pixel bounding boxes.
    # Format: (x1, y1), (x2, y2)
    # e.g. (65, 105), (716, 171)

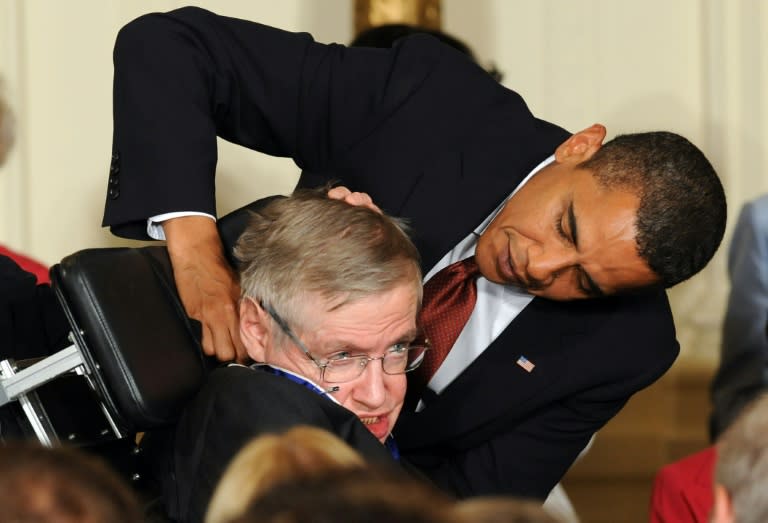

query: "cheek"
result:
(334, 388), (354, 407)
(388, 375), (407, 407)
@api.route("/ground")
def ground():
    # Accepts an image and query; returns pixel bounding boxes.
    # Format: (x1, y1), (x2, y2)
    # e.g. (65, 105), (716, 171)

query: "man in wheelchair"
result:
(1, 188), (424, 522)
(161, 189), (424, 522)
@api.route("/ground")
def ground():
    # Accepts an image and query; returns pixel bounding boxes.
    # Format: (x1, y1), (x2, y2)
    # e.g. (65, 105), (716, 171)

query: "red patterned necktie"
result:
(412, 256), (481, 390)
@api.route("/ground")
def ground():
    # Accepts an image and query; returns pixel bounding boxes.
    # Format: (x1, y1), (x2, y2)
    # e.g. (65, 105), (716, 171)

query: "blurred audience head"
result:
(713, 392), (768, 523)
(205, 426), (365, 523)
(230, 465), (456, 523)
(453, 496), (563, 523)
(0, 441), (141, 523)
(0, 79), (15, 166)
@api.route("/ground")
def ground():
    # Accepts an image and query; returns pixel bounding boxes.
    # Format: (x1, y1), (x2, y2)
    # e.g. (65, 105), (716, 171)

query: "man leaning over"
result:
(104, 7), (728, 502)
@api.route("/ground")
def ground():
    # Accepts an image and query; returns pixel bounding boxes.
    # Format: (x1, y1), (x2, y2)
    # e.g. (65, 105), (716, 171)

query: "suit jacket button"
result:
(108, 176), (119, 186)
(112, 151), (120, 161)
(110, 163), (120, 175)
(108, 187), (120, 200)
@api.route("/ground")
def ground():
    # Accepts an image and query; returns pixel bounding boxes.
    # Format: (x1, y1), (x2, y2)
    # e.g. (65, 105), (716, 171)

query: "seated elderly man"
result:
(158, 189), (426, 523)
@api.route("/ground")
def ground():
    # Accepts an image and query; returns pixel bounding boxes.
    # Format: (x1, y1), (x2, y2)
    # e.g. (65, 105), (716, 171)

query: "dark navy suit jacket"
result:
(0, 255), (68, 361)
(103, 6), (679, 500)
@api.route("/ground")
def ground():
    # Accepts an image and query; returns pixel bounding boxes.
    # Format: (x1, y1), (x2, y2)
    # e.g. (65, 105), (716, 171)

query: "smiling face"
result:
(241, 283), (419, 443)
(475, 124), (659, 300)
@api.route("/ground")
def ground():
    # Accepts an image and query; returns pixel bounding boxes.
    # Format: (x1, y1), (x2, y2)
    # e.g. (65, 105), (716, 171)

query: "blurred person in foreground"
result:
(205, 425), (365, 523)
(710, 194), (768, 440)
(0, 82), (68, 369)
(1, 80), (70, 445)
(231, 466), (456, 523)
(711, 392), (768, 523)
(0, 441), (142, 523)
(0, 79), (51, 284)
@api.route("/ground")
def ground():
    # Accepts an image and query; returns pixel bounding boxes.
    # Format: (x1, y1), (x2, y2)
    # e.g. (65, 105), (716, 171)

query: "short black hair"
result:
(579, 131), (727, 288)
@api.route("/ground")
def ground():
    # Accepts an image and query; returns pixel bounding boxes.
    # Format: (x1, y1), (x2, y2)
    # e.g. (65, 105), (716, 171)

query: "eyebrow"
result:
(568, 201), (605, 298)
(318, 327), (421, 356)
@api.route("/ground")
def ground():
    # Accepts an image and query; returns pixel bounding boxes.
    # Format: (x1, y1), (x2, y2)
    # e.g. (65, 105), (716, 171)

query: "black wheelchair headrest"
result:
(49, 197), (280, 433)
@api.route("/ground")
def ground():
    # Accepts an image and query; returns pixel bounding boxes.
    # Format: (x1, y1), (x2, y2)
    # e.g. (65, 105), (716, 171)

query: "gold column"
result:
(354, 0), (442, 35)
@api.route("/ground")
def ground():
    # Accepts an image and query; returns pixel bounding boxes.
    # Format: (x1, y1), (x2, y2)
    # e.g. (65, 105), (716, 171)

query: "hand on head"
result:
(327, 185), (382, 214)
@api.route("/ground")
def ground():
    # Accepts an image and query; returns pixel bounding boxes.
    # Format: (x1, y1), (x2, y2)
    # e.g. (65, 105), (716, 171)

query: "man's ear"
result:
(554, 123), (607, 164)
(239, 298), (272, 362)
(711, 483), (735, 523)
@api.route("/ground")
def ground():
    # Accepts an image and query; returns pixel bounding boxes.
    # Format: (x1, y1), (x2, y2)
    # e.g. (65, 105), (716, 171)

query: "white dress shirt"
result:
(422, 155), (554, 401)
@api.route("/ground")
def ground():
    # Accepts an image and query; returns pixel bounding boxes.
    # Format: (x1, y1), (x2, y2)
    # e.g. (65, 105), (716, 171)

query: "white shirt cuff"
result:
(146, 211), (216, 240)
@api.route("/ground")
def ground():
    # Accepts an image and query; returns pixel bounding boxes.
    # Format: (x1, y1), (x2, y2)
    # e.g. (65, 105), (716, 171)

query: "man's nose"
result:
(525, 243), (576, 287)
(352, 361), (388, 409)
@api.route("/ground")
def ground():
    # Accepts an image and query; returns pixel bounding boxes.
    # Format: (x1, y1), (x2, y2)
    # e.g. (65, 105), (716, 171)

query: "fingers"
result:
(327, 186), (352, 200)
(164, 216), (246, 362)
(201, 300), (244, 362)
(327, 186), (382, 214)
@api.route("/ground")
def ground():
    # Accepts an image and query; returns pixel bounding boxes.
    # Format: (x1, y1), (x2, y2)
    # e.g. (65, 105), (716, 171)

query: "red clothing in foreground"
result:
(649, 446), (717, 523)
(0, 245), (49, 284)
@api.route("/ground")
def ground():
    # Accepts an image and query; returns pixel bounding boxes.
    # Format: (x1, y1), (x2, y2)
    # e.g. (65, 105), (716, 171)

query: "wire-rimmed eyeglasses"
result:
(259, 300), (430, 384)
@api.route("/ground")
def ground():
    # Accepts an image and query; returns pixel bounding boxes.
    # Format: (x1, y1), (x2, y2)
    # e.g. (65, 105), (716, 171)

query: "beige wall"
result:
(2, 0), (767, 363)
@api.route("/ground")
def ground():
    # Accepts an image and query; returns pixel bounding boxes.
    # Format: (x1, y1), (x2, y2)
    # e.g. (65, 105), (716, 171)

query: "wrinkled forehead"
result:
(297, 285), (421, 351)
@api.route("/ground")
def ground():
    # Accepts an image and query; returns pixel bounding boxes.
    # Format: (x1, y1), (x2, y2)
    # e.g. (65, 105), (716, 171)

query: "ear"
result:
(239, 298), (272, 362)
(711, 483), (735, 523)
(554, 123), (607, 164)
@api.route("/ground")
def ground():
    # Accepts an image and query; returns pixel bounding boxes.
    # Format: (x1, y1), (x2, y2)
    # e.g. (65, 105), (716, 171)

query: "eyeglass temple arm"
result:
(259, 300), (317, 362)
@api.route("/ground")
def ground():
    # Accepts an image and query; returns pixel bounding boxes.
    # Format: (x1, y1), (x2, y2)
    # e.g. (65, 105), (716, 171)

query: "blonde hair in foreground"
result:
(453, 496), (564, 523)
(205, 425), (366, 523)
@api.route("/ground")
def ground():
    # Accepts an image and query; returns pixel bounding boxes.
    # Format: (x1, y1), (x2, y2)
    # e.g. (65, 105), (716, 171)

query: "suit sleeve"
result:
(710, 195), (768, 438)
(103, 6), (450, 239)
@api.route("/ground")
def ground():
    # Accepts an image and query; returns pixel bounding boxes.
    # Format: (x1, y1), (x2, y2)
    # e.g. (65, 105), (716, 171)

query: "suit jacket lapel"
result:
(395, 297), (584, 449)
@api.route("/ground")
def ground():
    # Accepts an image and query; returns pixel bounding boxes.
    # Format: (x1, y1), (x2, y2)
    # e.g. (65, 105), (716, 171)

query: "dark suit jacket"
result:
(167, 366), (395, 523)
(0, 255), (69, 361)
(103, 6), (679, 500)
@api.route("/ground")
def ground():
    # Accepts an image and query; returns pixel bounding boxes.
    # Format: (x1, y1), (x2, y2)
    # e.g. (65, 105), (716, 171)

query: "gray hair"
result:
(234, 188), (422, 334)
(0, 84), (15, 166)
(715, 392), (768, 523)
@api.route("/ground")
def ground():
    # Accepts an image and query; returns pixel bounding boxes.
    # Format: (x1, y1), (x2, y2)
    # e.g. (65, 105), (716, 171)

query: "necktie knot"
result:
(411, 256), (481, 392)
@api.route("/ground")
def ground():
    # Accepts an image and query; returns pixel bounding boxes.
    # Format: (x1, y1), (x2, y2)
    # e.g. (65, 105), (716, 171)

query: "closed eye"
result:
(555, 213), (569, 242)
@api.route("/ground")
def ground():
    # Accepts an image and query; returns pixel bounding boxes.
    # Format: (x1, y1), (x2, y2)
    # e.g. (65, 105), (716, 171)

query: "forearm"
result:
(164, 216), (226, 271)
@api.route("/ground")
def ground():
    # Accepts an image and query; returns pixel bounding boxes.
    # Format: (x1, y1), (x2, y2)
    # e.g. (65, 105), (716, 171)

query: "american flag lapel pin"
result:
(516, 355), (535, 373)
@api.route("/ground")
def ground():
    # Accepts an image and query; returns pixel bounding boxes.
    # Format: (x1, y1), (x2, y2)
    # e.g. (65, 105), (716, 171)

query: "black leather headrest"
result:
(49, 197), (281, 432)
